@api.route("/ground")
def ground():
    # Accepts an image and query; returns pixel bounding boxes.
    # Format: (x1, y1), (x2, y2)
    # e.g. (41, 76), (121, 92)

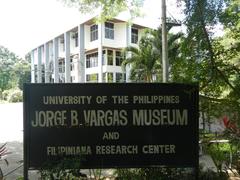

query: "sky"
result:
(0, 0), (183, 58)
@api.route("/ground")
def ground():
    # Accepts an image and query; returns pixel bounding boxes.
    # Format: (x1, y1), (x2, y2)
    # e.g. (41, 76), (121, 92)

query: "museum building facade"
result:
(30, 17), (147, 83)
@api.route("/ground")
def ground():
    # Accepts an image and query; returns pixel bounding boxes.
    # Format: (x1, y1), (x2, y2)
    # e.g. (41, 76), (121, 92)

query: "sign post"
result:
(24, 83), (198, 178)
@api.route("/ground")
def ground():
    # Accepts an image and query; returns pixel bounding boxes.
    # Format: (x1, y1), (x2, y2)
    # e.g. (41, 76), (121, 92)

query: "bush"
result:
(206, 142), (232, 171)
(2, 88), (22, 102)
(115, 168), (195, 180)
(199, 170), (227, 180)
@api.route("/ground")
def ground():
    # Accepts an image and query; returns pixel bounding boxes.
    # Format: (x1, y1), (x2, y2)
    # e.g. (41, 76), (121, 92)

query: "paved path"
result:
(0, 103), (25, 179)
(0, 103), (23, 142)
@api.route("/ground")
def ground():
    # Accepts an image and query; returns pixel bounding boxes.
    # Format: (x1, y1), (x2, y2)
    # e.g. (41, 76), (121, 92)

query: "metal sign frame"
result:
(23, 83), (198, 179)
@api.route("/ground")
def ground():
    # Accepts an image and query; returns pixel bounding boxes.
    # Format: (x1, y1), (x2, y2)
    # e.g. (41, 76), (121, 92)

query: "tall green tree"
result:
(0, 46), (19, 91)
(150, 26), (184, 82)
(0, 46), (30, 92)
(13, 59), (31, 90)
(177, 0), (240, 127)
(218, 0), (240, 124)
(122, 33), (161, 82)
(122, 26), (183, 83)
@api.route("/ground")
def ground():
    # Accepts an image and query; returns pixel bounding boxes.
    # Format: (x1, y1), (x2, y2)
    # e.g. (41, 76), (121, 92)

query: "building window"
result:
(105, 22), (114, 39)
(59, 59), (65, 73)
(102, 72), (106, 82)
(59, 76), (65, 83)
(90, 24), (98, 41)
(103, 72), (113, 82)
(131, 28), (138, 44)
(41, 65), (45, 83)
(116, 73), (126, 82)
(73, 32), (78, 47)
(107, 72), (113, 82)
(60, 38), (65, 51)
(107, 50), (113, 65)
(116, 51), (123, 66)
(70, 76), (75, 82)
(70, 58), (74, 71)
(86, 52), (98, 68)
(86, 73), (98, 82)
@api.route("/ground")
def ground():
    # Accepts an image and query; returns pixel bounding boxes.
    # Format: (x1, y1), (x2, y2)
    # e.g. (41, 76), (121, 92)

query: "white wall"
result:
(102, 66), (122, 73)
(103, 23), (127, 48)
(85, 25), (99, 51)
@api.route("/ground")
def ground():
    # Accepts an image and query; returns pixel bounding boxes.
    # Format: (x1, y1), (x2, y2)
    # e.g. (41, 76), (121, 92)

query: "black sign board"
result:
(24, 83), (198, 170)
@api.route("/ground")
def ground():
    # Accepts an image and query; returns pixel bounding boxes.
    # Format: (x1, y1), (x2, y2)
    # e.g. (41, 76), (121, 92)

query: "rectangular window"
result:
(70, 58), (74, 71)
(90, 24), (98, 41)
(70, 76), (75, 82)
(59, 59), (65, 73)
(86, 52), (98, 68)
(105, 22), (114, 39)
(60, 38), (65, 51)
(86, 73), (98, 82)
(74, 32), (78, 47)
(102, 72), (106, 82)
(116, 73), (126, 82)
(116, 51), (123, 66)
(107, 50), (113, 65)
(131, 28), (138, 44)
(107, 72), (113, 82)
(103, 72), (113, 82)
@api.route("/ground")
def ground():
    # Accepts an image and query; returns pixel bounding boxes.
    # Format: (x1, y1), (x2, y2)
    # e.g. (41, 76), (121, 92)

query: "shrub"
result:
(206, 142), (232, 172)
(2, 88), (22, 102)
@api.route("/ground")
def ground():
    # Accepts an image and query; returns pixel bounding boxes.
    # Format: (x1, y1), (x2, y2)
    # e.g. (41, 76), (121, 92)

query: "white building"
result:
(30, 16), (147, 83)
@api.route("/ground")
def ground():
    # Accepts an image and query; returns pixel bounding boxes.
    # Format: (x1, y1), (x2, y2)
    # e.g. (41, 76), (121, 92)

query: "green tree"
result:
(59, 0), (144, 21)
(14, 56), (31, 90)
(175, 0), (240, 120)
(122, 26), (183, 83)
(178, 2), (240, 171)
(218, 0), (240, 126)
(149, 26), (184, 82)
(0, 46), (19, 91)
(122, 33), (161, 82)
(0, 46), (31, 101)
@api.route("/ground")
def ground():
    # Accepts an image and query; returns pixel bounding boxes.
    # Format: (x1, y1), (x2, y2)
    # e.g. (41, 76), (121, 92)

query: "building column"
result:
(44, 43), (50, 83)
(98, 23), (103, 83)
(31, 50), (35, 83)
(126, 24), (132, 82)
(113, 72), (116, 82)
(37, 47), (42, 83)
(64, 32), (71, 83)
(78, 24), (85, 83)
(53, 37), (59, 83)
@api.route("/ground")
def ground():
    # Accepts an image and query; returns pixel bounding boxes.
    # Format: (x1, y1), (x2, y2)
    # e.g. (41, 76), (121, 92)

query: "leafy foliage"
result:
(122, 26), (183, 83)
(2, 88), (23, 102)
(0, 143), (11, 179)
(39, 157), (88, 179)
(0, 46), (30, 102)
(0, 46), (19, 91)
(59, 0), (144, 21)
(115, 167), (195, 180)
(122, 31), (161, 82)
(174, 0), (240, 122)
